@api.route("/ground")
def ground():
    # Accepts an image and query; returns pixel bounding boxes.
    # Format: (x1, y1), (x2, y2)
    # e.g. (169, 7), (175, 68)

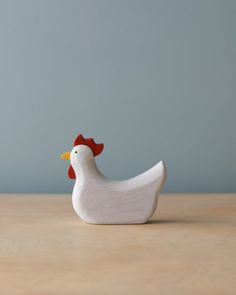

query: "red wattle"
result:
(68, 165), (76, 179)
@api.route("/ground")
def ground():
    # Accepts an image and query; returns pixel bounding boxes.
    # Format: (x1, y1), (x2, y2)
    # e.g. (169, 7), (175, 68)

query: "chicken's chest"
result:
(71, 170), (103, 214)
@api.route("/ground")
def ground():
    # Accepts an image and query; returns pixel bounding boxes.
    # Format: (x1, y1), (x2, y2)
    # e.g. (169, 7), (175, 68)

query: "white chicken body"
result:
(70, 145), (167, 224)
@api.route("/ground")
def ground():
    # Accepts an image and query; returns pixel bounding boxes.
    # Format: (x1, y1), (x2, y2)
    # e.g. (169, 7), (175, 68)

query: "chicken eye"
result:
(75, 151), (78, 154)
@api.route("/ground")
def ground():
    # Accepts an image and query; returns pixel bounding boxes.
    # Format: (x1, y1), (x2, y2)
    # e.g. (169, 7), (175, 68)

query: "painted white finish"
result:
(70, 145), (167, 224)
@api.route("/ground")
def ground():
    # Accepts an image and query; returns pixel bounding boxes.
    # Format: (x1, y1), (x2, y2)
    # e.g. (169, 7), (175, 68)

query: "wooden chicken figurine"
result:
(61, 134), (167, 224)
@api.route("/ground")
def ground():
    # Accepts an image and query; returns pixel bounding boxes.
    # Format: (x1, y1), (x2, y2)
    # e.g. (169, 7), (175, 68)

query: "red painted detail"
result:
(68, 165), (76, 179)
(73, 134), (104, 156)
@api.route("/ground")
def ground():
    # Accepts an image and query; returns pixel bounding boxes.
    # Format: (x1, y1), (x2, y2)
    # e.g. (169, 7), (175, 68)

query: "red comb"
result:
(74, 134), (104, 156)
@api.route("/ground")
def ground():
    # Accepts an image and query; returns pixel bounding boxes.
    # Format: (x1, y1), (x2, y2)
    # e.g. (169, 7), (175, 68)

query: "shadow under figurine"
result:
(61, 134), (167, 224)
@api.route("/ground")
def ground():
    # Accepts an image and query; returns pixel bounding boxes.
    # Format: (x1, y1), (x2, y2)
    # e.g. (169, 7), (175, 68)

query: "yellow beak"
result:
(60, 151), (70, 160)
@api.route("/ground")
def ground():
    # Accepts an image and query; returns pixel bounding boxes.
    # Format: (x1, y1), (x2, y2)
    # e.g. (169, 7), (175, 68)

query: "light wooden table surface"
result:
(0, 194), (235, 295)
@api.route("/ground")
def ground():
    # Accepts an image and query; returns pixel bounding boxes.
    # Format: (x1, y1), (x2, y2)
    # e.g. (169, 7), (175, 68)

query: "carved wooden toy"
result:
(61, 134), (167, 224)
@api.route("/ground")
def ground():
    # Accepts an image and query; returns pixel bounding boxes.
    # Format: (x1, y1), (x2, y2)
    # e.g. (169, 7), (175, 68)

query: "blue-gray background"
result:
(0, 0), (235, 193)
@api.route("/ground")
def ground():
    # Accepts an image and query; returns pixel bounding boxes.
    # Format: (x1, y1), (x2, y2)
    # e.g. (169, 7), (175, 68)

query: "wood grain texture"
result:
(0, 194), (235, 295)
